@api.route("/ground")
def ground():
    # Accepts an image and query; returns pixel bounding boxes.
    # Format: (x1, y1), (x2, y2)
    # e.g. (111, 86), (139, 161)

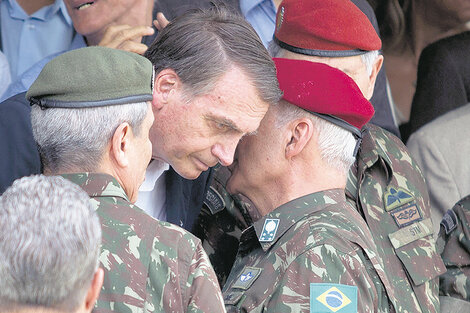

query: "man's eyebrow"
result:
(207, 114), (243, 133)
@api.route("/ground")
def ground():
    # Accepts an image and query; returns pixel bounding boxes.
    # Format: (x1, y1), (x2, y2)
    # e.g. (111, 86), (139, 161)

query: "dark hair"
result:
(144, 6), (282, 104)
(367, 0), (412, 52)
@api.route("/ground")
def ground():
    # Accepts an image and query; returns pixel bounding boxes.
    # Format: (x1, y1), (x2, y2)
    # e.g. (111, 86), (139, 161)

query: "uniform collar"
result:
(345, 124), (393, 200)
(61, 172), (130, 202)
(239, 0), (269, 16)
(253, 189), (346, 251)
(5, 0), (71, 24)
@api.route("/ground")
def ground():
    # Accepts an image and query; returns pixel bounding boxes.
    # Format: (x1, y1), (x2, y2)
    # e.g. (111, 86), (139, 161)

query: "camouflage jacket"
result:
(222, 189), (395, 313)
(345, 124), (446, 313)
(436, 195), (470, 302)
(62, 173), (225, 313)
(195, 124), (446, 312)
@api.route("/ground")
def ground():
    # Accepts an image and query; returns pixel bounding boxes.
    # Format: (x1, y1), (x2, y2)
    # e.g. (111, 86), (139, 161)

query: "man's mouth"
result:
(76, 1), (94, 10)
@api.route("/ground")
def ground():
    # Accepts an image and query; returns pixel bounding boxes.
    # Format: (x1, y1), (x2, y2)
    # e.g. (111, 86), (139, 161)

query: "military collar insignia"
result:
(232, 266), (262, 290)
(259, 218), (280, 242)
(383, 186), (414, 211)
(310, 283), (357, 312)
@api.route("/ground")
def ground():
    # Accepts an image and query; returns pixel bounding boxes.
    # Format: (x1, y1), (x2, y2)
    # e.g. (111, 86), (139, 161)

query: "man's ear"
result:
(111, 122), (132, 168)
(84, 268), (104, 312)
(285, 118), (314, 159)
(152, 68), (181, 110)
(366, 54), (384, 99)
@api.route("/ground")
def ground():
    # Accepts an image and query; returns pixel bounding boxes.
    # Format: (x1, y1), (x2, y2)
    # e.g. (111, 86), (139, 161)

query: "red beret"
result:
(274, 58), (374, 135)
(274, 0), (382, 57)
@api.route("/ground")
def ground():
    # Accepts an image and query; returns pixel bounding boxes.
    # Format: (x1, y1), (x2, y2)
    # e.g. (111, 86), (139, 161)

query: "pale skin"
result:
(149, 66), (269, 180)
(64, 0), (157, 54)
(227, 104), (347, 217)
(15, 0), (54, 15)
(4, 269), (103, 313)
(45, 103), (155, 204)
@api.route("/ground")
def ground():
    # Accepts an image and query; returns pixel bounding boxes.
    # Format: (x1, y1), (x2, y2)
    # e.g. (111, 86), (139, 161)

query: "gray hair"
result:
(269, 41), (379, 76)
(0, 175), (101, 311)
(31, 102), (149, 173)
(360, 50), (379, 76)
(145, 6), (282, 104)
(275, 101), (356, 174)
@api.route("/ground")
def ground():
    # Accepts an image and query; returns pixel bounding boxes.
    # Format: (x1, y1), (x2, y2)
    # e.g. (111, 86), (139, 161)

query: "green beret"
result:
(26, 46), (154, 108)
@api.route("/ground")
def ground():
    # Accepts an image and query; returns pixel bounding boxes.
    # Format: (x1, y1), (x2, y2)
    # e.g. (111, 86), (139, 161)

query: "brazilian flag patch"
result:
(310, 284), (357, 313)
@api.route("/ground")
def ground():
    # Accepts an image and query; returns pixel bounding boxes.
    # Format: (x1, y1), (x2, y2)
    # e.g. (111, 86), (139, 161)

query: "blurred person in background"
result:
(367, 0), (470, 132)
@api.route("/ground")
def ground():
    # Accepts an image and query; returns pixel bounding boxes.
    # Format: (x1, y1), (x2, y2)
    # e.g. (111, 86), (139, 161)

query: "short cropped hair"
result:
(145, 6), (282, 104)
(269, 41), (379, 76)
(0, 175), (101, 312)
(31, 102), (148, 173)
(275, 101), (356, 174)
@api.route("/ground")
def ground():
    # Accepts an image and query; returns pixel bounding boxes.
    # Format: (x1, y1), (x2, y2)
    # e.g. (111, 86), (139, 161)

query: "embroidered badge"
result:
(224, 291), (244, 306)
(259, 219), (280, 242)
(232, 266), (262, 290)
(203, 186), (225, 215)
(276, 6), (285, 32)
(390, 202), (422, 228)
(310, 284), (357, 313)
(383, 186), (414, 211)
(441, 209), (458, 234)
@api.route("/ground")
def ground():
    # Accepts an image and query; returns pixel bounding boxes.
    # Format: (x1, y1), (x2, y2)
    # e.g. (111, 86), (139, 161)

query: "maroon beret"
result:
(274, 57), (374, 136)
(274, 0), (382, 57)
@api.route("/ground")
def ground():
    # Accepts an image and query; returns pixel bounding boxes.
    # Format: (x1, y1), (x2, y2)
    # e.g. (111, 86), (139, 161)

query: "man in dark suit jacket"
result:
(0, 0), (242, 232)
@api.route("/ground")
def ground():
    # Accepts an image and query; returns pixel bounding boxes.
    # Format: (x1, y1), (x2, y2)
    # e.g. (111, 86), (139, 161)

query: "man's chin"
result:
(174, 167), (202, 180)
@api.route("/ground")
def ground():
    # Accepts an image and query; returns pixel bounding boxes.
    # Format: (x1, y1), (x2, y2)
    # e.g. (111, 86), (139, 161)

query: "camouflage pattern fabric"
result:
(195, 123), (446, 312)
(345, 124), (446, 313)
(222, 189), (395, 312)
(62, 173), (225, 313)
(436, 195), (470, 302)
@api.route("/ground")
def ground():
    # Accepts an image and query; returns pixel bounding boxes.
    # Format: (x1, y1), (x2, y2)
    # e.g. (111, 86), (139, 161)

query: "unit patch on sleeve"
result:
(441, 209), (458, 234)
(310, 284), (357, 313)
(390, 202), (422, 228)
(203, 186), (225, 214)
(232, 266), (263, 290)
(383, 186), (414, 211)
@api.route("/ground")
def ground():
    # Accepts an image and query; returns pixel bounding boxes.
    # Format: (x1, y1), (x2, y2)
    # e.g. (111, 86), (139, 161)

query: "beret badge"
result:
(276, 6), (285, 33)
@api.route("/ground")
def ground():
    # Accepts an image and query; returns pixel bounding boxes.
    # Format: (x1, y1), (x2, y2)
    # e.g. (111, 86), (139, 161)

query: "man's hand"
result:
(98, 25), (154, 55)
(153, 12), (169, 31)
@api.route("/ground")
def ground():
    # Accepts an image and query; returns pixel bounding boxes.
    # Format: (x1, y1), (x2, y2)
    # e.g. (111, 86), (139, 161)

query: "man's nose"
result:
(211, 140), (238, 166)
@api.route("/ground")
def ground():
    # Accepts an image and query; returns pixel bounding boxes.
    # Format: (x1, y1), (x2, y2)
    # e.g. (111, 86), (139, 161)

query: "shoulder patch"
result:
(383, 186), (414, 211)
(390, 202), (422, 228)
(203, 186), (225, 215)
(232, 266), (262, 290)
(441, 209), (458, 234)
(310, 284), (357, 313)
(224, 290), (244, 306)
(259, 218), (280, 242)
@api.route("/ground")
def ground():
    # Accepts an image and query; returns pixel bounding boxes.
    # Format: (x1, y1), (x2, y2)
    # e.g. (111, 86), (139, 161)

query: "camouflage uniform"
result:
(62, 173), (225, 313)
(222, 189), (395, 312)
(195, 123), (446, 312)
(345, 124), (446, 312)
(436, 195), (470, 312)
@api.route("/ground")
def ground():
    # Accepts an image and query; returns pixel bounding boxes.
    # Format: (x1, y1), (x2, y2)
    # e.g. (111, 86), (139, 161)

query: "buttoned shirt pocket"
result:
(389, 218), (446, 286)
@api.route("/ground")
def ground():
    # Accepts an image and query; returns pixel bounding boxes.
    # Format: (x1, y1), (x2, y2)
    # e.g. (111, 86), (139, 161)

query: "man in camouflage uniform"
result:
(222, 58), (394, 312)
(27, 46), (225, 313)
(196, 0), (446, 311)
(436, 196), (470, 312)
